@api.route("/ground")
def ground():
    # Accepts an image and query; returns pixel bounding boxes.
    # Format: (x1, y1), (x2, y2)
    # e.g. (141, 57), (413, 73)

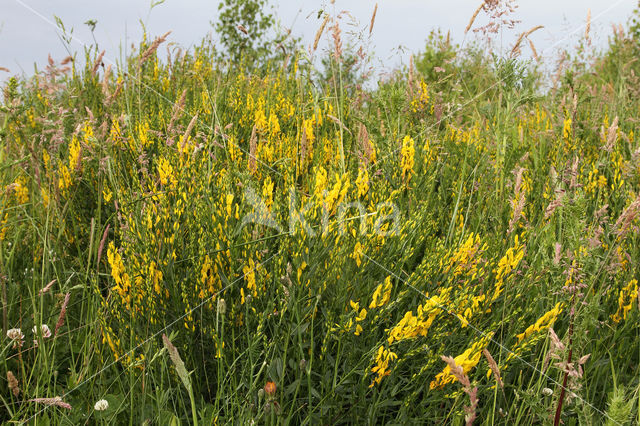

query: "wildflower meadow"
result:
(1, 1), (640, 424)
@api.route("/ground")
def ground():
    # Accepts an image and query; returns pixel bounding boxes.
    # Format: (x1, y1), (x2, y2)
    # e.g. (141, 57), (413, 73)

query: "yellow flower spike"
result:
(225, 193), (234, 217)
(356, 308), (367, 322)
(611, 279), (638, 323)
(400, 135), (416, 185)
(102, 187), (113, 203)
(370, 276), (392, 309)
(515, 302), (564, 343)
(355, 168), (369, 198)
(352, 242), (364, 267)
(370, 346), (398, 387)
(262, 176), (274, 210)
(430, 333), (493, 390)
(68, 135), (82, 171)
(158, 158), (177, 188)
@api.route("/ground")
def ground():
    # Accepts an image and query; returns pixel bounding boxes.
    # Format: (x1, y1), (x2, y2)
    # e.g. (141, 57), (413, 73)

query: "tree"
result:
(214, 0), (275, 64)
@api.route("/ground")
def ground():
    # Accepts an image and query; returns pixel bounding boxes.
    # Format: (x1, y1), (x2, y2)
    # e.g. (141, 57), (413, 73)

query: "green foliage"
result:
(2, 7), (640, 425)
(214, 0), (276, 64)
(604, 386), (636, 426)
(629, 1), (640, 42)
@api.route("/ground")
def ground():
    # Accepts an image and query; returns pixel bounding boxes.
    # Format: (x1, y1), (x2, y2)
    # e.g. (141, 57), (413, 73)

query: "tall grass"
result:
(1, 7), (639, 424)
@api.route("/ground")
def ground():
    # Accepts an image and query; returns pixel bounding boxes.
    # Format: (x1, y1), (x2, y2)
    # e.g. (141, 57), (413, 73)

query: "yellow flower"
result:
(370, 346), (398, 387)
(158, 158), (177, 188)
(370, 276), (392, 309)
(103, 187), (113, 203)
(268, 111), (280, 137)
(13, 176), (29, 204)
(516, 302), (564, 343)
(352, 242), (364, 267)
(611, 279), (638, 323)
(430, 333), (493, 389)
(68, 135), (82, 171)
(58, 165), (72, 192)
(242, 259), (257, 297)
(355, 167), (369, 198)
(562, 117), (572, 141)
(386, 290), (448, 345)
(225, 193), (234, 217)
(262, 176), (274, 210)
(400, 135), (415, 185)
(356, 308), (367, 322)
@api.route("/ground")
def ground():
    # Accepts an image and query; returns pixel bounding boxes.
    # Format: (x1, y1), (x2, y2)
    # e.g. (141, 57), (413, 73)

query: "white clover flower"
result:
(6, 328), (25, 348)
(217, 298), (226, 315)
(94, 399), (109, 411)
(32, 324), (52, 339)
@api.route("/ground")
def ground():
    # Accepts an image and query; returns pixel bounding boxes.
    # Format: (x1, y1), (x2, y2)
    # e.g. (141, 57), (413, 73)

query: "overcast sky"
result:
(1, 0), (638, 81)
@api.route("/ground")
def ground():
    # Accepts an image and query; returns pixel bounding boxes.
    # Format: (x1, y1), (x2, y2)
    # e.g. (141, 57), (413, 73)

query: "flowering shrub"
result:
(1, 21), (640, 425)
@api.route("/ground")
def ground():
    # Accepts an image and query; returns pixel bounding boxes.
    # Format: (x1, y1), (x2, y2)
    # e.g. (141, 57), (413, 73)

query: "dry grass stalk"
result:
(524, 25), (544, 39)
(614, 195), (640, 240)
(482, 349), (503, 388)
(612, 23), (624, 40)
(332, 19), (343, 62)
(549, 327), (565, 351)
(553, 242), (562, 266)
(60, 56), (73, 65)
(39, 279), (57, 296)
(0, 66), (10, 73)
(543, 327), (565, 371)
(299, 125), (308, 166)
(29, 397), (72, 410)
(369, 3), (378, 35)
(91, 50), (105, 77)
(465, 3), (485, 34)
(441, 355), (470, 388)
(604, 116), (619, 153)
(568, 156), (580, 190)
(544, 190), (565, 220)
(97, 224), (111, 268)
(528, 39), (539, 62)
(408, 54), (415, 97)
(140, 31), (171, 65)
(313, 14), (330, 52)
(479, 0), (520, 33)
(511, 34), (525, 56)
(162, 333), (192, 392)
(85, 106), (95, 125)
(7, 371), (19, 397)
(508, 167), (526, 233)
(180, 114), (199, 153)
(248, 125), (258, 174)
(511, 26), (543, 57)
(440, 356), (478, 425)
(327, 114), (352, 136)
(168, 89), (187, 136)
(54, 293), (70, 336)
(106, 78), (123, 106)
(357, 123), (371, 166)
(102, 64), (112, 97)
(585, 9), (591, 45)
